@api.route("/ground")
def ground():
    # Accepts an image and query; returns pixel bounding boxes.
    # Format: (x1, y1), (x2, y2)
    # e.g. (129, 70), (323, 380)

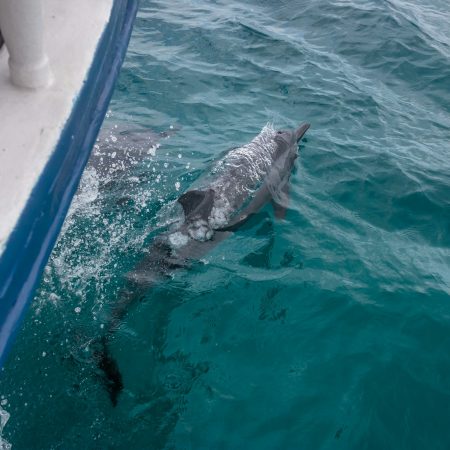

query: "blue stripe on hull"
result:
(0, 0), (138, 366)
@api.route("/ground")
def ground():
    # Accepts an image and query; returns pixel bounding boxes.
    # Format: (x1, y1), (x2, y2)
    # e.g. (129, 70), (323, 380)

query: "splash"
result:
(208, 123), (278, 229)
(33, 123), (177, 317)
(221, 123), (277, 184)
(0, 407), (11, 450)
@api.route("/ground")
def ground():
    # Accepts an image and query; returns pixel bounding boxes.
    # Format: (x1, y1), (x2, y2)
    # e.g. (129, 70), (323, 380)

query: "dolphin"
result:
(95, 122), (310, 405)
(87, 125), (178, 179)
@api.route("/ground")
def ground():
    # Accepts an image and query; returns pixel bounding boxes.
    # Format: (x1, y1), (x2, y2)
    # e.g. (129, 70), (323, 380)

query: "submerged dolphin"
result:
(96, 122), (310, 404)
(88, 125), (178, 179)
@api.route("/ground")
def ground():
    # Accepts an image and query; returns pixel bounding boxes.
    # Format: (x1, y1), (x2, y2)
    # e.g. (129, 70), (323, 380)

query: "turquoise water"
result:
(2, 0), (450, 448)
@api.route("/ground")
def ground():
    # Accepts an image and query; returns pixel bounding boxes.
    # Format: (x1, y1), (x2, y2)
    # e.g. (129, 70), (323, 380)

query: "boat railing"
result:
(0, 0), (52, 89)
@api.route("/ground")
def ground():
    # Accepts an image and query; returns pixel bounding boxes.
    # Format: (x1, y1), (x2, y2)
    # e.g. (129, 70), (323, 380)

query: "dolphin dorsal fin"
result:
(177, 189), (215, 220)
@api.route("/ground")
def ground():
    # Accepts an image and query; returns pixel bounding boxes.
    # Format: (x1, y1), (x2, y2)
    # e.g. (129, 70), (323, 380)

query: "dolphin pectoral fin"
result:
(271, 200), (287, 219)
(195, 231), (231, 253)
(267, 157), (297, 221)
(216, 213), (253, 232)
(214, 230), (232, 241)
(271, 178), (290, 220)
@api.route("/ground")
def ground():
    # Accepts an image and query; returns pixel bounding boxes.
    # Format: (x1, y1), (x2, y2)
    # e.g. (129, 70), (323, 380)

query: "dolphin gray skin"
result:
(87, 125), (178, 179)
(96, 122), (310, 405)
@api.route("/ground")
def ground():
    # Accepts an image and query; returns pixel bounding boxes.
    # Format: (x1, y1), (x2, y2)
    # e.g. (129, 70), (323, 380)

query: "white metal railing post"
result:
(0, 0), (52, 88)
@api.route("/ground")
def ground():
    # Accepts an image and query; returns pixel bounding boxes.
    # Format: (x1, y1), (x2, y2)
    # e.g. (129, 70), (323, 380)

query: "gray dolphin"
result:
(87, 125), (178, 179)
(96, 122), (310, 404)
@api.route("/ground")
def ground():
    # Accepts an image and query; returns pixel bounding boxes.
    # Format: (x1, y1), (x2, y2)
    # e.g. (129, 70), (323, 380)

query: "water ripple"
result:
(2, 0), (450, 448)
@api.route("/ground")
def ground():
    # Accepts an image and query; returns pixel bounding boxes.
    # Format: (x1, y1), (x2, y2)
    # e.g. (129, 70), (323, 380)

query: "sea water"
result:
(1, 0), (450, 448)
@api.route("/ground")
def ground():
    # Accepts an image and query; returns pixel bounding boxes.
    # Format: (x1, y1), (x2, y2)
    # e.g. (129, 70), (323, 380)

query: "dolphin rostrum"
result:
(95, 122), (310, 405)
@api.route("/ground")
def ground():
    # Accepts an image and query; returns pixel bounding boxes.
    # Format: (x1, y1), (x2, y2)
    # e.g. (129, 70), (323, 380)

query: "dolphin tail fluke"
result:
(295, 123), (310, 142)
(95, 335), (124, 406)
(93, 281), (155, 406)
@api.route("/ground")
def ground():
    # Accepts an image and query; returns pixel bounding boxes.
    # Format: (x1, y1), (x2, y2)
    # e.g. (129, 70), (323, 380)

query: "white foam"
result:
(168, 231), (189, 248)
(221, 123), (276, 184)
(147, 143), (160, 156)
(209, 196), (232, 229)
(0, 406), (11, 450)
(207, 124), (277, 229)
(187, 219), (213, 241)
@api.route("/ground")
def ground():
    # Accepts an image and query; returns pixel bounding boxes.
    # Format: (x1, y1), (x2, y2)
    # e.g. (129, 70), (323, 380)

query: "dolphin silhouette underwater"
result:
(88, 124), (178, 178)
(95, 122), (310, 405)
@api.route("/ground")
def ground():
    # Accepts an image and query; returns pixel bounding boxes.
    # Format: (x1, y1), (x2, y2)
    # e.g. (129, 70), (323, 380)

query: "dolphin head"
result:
(272, 123), (310, 164)
(275, 123), (310, 147)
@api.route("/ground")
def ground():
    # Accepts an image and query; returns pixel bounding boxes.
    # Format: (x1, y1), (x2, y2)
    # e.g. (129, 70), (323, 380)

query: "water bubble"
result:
(147, 144), (159, 156)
